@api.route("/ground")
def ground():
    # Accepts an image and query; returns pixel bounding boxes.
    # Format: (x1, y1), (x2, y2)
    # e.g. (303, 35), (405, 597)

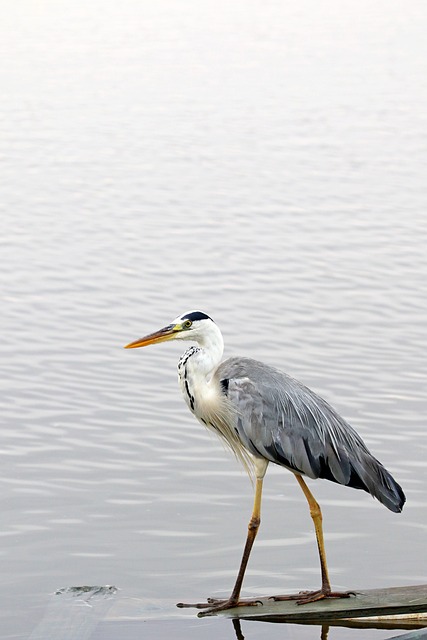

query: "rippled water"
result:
(1, 1), (426, 638)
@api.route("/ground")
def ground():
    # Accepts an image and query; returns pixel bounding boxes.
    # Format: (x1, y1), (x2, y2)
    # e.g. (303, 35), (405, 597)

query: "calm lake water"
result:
(1, 1), (426, 639)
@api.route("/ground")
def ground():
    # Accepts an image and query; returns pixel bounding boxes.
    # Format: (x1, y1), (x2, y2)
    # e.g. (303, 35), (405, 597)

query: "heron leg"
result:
(177, 475), (265, 616)
(272, 473), (354, 605)
(296, 473), (331, 592)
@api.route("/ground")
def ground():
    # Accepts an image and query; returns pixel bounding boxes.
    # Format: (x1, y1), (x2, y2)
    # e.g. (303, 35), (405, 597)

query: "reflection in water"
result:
(232, 618), (427, 640)
(231, 619), (330, 640)
(321, 626), (329, 640)
(232, 619), (245, 640)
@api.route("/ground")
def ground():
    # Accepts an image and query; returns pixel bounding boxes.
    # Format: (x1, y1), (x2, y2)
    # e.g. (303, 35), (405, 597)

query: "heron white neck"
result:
(178, 321), (224, 420)
(190, 321), (224, 378)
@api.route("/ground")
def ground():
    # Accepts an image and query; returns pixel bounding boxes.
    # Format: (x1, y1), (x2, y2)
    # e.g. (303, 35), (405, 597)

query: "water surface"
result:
(1, 1), (426, 639)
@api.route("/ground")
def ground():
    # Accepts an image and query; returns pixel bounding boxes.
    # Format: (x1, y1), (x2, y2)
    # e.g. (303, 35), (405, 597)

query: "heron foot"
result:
(271, 588), (356, 605)
(177, 596), (263, 617)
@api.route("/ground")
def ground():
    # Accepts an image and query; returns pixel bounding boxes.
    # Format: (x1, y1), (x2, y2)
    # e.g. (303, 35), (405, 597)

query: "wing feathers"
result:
(216, 357), (405, 513)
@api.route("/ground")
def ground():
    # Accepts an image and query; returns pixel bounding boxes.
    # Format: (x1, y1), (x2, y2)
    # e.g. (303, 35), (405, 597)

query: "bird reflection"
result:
(231, 618), (330, 640)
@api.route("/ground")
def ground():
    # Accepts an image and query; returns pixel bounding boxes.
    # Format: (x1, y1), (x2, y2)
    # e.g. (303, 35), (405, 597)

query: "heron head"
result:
(124, 310), (216, 349)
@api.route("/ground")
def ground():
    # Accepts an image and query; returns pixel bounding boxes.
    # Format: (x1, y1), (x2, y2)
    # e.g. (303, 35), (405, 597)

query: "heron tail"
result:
(312, 441), (406, 513)
(343, 453), (406, 513)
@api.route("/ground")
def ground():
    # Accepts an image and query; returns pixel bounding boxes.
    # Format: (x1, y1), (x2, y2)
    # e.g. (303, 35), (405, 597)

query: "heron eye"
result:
(183, 320), (192, 329)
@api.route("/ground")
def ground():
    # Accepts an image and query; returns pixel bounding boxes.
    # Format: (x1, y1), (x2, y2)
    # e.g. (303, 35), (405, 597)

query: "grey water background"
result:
(1, 1), (427, 639)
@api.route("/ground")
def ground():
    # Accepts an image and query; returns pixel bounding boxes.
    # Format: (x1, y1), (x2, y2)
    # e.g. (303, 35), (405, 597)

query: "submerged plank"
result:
(29, 586), (119, 640)
(218, 585), (427, 622)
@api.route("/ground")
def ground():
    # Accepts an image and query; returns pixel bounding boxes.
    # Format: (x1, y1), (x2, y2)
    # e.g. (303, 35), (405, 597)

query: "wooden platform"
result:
(217, 585), (427, 624)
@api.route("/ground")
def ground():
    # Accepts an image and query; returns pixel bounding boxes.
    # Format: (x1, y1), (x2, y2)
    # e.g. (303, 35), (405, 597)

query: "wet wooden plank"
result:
(218, 585), (427, 622)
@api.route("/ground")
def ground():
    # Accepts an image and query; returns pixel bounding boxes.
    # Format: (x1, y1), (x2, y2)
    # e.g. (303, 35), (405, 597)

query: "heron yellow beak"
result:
(124, 324), (180, 349)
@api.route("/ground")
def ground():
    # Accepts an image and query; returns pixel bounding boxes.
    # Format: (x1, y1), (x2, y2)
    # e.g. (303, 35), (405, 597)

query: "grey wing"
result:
(216, 357), (405, 513)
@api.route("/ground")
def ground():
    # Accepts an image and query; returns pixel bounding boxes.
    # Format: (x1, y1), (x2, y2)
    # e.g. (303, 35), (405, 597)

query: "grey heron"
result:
(125, 310), (405, 615)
